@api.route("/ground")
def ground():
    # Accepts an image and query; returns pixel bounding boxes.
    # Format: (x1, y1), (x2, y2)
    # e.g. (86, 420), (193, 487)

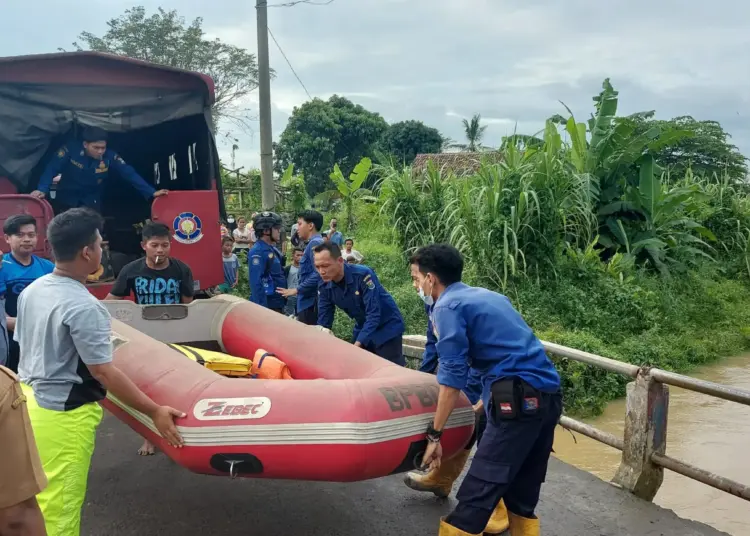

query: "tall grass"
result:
(364, 111), (750, 416)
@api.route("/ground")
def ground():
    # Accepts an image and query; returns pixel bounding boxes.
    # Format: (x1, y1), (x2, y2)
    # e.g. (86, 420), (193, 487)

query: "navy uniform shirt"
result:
(296, 233), (324, 313)
(431, 283), (560, 409)
(37, 142), (156, 210)
(248, 240), (286, 310)
(421, 303), (483, 404)
(318, 263), (405, 348)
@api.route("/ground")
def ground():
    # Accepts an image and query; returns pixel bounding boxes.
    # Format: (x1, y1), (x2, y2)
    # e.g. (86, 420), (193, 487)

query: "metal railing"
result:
(402, 335), (750, 503)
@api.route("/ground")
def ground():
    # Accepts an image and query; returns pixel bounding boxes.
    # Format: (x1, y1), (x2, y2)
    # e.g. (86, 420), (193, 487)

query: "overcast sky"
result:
(3, 0), (749, 170)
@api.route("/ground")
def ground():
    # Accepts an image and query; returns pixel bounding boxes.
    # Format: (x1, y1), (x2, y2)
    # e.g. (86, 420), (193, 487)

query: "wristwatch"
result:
(426, 423), (443, 443)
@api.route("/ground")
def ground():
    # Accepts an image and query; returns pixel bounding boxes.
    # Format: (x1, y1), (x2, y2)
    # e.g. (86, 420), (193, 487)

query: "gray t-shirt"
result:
(17, 274), (113, 411)
(287, 264), (300, 289)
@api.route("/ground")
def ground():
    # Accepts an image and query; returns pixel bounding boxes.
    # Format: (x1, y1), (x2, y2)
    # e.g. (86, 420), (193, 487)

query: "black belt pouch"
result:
(490, 378), (518, 420)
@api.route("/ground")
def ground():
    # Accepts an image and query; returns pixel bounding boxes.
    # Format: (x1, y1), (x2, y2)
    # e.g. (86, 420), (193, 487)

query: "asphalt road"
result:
(81, 414), (728, 536)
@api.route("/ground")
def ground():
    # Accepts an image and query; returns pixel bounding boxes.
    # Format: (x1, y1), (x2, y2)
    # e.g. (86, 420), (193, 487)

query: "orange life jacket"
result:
(251, 349), (293, 380)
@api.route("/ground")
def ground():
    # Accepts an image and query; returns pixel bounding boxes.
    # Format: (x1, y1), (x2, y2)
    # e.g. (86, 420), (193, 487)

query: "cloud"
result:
(1, 0), (749, 171)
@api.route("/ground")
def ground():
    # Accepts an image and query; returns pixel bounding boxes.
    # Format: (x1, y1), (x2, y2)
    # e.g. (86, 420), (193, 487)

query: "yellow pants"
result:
(21, 384), (103, 536)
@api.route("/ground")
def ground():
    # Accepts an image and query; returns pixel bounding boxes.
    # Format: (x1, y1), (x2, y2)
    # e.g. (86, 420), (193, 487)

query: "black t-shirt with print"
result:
(110, 258), (195, 305)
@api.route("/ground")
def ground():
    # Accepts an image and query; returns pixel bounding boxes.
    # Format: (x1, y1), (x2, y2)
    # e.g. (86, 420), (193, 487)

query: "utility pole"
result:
(256, 0), (275, 210)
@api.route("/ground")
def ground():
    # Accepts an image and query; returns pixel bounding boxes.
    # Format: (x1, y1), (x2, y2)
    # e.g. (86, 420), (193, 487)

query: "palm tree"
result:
(447, 114), (490, 152)
(463, 113), (487, 151)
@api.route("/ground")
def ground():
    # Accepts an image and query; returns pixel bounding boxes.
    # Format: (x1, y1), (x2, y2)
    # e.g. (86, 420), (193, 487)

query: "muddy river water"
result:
(552, 353), (750, 534)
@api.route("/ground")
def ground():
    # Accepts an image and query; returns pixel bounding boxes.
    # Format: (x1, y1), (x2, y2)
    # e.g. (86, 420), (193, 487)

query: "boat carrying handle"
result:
(141, 305), (189, 321)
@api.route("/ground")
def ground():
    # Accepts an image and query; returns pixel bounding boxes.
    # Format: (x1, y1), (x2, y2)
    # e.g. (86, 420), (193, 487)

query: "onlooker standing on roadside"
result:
(342, 238), (364, 264)
(283, 248), (304, 316)
(226, 214), (237, 234)
(328, 218), (344, 247)
(232, 217), (252, 258)
(3, 214), (55, 373)
(219, 236), (240, 293)
(276, 210), (324, 325)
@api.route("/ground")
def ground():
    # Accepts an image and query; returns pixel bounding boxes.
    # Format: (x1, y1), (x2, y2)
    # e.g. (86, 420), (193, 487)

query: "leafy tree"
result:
(274, 96), (388, 196)
(277, 164), (309, 215)
(379, 120), (443, 165)
(631, 115), (747, 183)
(73, 6), (263, 131)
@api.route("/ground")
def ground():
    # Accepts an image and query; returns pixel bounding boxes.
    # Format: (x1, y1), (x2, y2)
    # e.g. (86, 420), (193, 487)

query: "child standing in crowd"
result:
(283, 247), (304, 316)
(343, 238), (364, 264)
(220, 236), (240, 293)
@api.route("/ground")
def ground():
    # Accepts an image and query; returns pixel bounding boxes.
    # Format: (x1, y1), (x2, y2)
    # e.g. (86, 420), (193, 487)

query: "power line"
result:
(267, 27), (312, 100)
(267, 0), (334, 7)
(266, 21), (358, 158)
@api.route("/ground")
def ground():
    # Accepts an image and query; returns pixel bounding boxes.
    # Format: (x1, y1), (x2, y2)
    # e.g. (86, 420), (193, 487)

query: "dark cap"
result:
(82, 127), (108, 143)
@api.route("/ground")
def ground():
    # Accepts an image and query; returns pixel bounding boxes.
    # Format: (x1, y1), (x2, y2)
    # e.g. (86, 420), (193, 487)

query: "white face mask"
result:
(418, 276), (434, 306)
(227, 217), (235, 224)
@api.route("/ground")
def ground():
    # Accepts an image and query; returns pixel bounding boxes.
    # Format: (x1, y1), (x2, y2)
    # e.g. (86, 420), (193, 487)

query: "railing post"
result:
(611, 368), (669, 501)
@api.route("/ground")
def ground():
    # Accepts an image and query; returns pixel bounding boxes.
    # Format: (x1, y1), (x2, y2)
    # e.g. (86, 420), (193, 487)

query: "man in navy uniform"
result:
(276, 210), (325, 325)
(403, 303), (510, 534)
(313, 242), (406, 365)
(410, 244), (561, 536)
(30, 127), (167, 213)
(248, 211), (287, 314)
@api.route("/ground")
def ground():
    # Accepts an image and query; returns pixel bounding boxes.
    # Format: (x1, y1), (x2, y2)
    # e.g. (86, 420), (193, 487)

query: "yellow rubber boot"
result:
(404, 449), (471, 498)
(508, 512), (540, 536)
(439, 518), (482, 536)
(483, 499), (510, 534)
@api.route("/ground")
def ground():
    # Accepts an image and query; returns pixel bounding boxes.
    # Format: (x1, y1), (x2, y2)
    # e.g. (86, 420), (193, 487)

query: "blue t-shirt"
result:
(1, 253), (55, 317)
(223, 253), (240, 286)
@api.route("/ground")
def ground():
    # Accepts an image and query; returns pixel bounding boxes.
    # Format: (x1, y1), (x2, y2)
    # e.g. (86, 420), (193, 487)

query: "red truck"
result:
(0, 52), (226, 298)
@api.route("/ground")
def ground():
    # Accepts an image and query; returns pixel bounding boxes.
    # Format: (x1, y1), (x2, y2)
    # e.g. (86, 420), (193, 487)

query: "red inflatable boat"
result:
(101, 295), (476, 481)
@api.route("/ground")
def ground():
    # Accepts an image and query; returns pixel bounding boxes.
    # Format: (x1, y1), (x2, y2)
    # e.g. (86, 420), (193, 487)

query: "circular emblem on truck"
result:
(173, 212), (204, 244)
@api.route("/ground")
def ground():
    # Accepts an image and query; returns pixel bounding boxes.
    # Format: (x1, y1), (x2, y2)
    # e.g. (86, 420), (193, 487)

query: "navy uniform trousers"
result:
(364, 335), (405, 367)
(446, 382), (563, 534)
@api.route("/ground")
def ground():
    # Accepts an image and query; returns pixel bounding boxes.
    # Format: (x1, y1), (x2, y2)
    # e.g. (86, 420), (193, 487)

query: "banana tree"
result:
(598, 155), (715, 275)
(315, 157), (376, 231)
(563, 79), (693, 205)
